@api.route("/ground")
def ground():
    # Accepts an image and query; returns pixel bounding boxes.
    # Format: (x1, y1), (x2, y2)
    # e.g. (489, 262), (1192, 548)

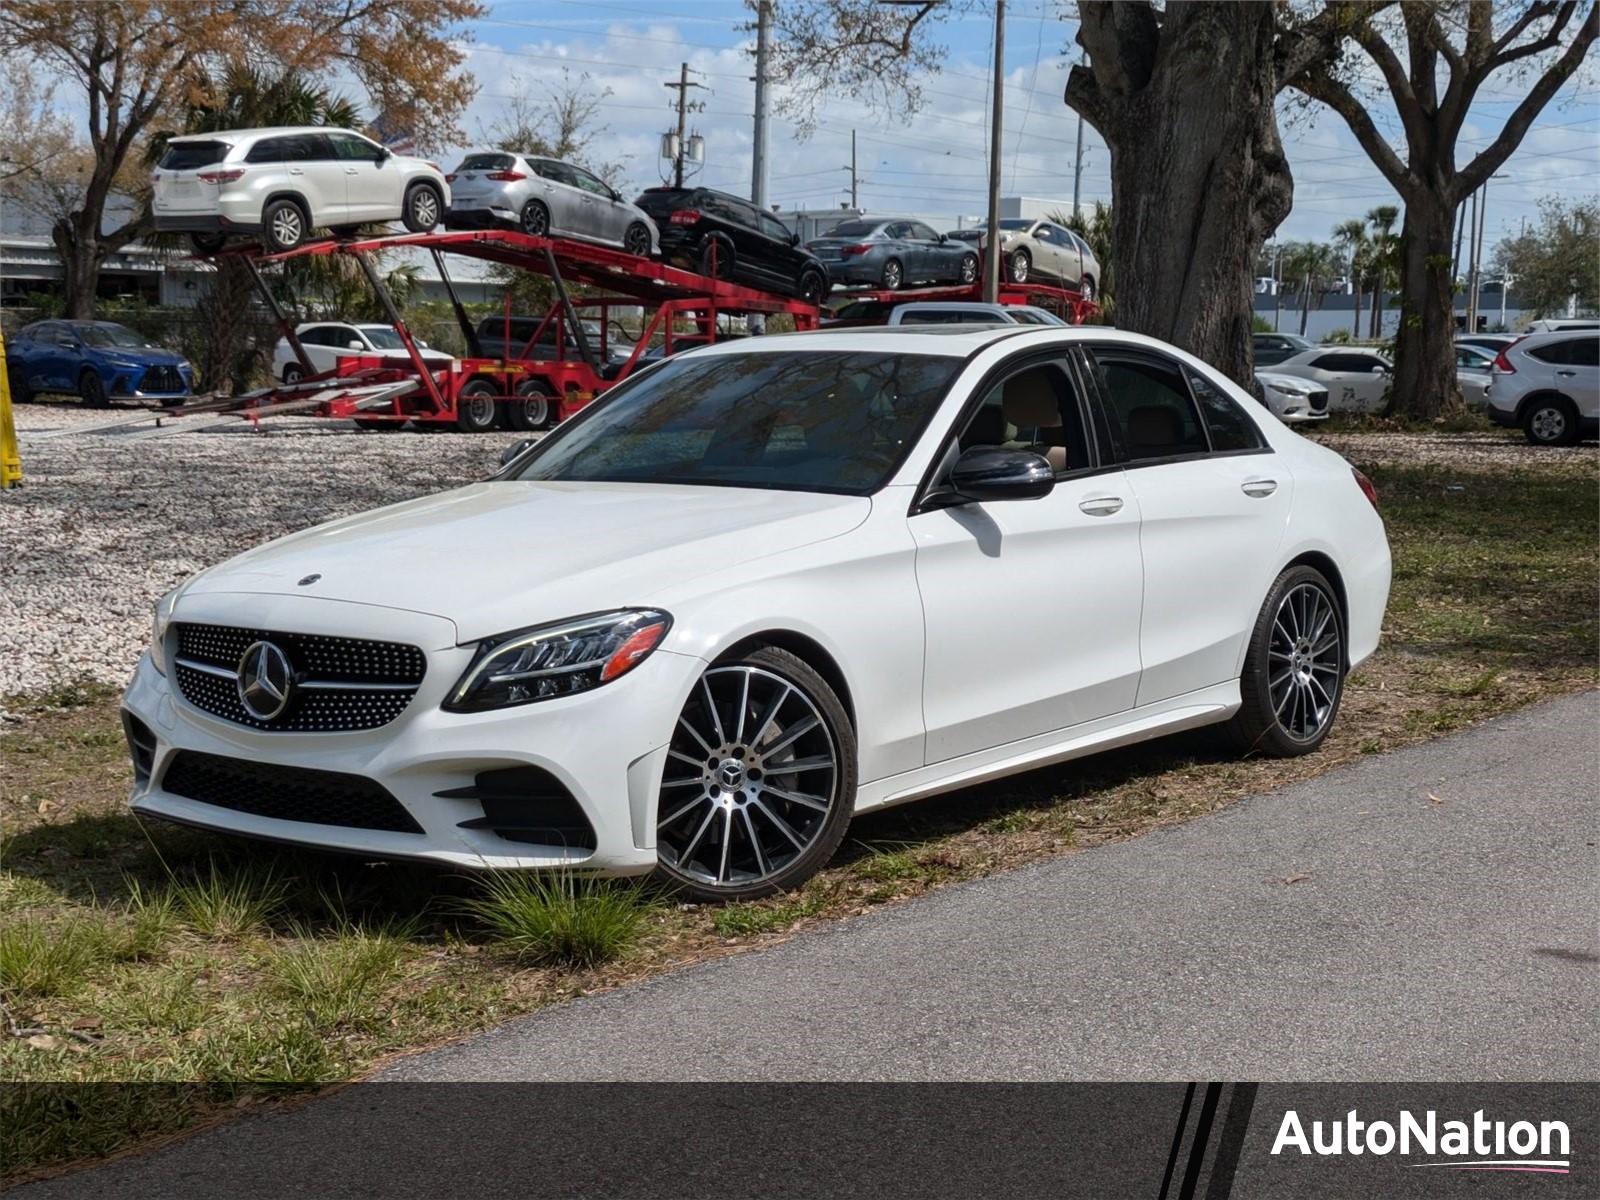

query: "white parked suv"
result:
(152, 127), (450, 253)
(272, 323), (455, 383)
(1486, 331), (1600, 445)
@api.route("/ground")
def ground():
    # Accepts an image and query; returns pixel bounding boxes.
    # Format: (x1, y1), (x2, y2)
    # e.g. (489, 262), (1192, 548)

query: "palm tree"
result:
(1365, 205), (1400, 340)
(146, 68), (361, 393)
(1282, 242), (1339, 336)
(1333, 218), (1368, 339)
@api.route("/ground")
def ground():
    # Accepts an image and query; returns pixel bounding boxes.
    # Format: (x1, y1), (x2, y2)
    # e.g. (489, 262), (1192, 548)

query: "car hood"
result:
(1256, 371), (1319, 392)
(180, 481), (872, 643)
(94, 346), (187, 367)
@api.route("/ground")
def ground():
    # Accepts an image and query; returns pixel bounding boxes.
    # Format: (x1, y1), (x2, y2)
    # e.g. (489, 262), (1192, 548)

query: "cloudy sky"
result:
(455, 0), (1599, 249)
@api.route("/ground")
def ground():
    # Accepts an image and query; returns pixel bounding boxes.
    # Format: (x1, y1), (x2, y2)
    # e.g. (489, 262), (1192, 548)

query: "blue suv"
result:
(6, 320), (195, 407)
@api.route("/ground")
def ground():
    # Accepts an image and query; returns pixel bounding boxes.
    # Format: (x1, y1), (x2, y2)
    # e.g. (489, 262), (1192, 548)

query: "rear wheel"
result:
(881, 258), (904, 290)
(281, 363), (306, 384)
(958, 254), (978, 285)
(454, 380), (501, 433)
(1523, 396), (1579, 446)
(262, 199), (307, 252)
(79, 369), (109, 409)
(508, 379), (554, 431)
(402, 184), (442, 233)
(698, 237), (734, 279)
(189, 232), (227, 255)
(1226, 565), (1344, 757)
(654, 646), (857, 902)
(624, 222), (652, 256)
(520, 200), (550, 237)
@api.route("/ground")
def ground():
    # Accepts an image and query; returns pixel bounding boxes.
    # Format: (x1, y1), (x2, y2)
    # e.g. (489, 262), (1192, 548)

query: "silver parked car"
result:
(1486, 331), (1599, 445)
(946, 219), (1101, 298)
(805, 218), (979, 290)
(444, 151), (659, 256)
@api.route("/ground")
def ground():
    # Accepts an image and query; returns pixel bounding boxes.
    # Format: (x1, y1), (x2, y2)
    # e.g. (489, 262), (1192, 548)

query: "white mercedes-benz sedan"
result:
(122, 326), (1391, 900)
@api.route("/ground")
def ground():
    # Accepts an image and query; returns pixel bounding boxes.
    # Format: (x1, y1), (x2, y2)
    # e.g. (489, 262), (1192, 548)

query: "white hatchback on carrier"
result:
(152, 127), (450, 254)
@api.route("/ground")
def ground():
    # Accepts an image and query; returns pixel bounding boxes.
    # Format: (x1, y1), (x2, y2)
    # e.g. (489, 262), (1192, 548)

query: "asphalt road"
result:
(17, 691), (1597, 1198)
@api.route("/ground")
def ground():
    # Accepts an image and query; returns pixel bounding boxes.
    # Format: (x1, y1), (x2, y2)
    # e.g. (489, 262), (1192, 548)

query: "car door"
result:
(906, 221), (947, 282)
(1302, 351), (1387, 412)
(326, 131), (391, 223)
(1040, 224), (1080, 285)
(912, 353), (1144, 762)
(284, 133), (345, 225)
(565, 164), (627, 244)
(530, 161), (584, 238)
(1564, 336), (1600, 418)
(1081, 344), (1291, 706)
(759, 211), (803, 284)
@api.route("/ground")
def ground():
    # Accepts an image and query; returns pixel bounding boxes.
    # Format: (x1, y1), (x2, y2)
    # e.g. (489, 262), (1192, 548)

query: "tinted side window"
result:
(1529, 340), (1575, 364)
(569, 166), (611, 197)
(1090, 350), (1209, 462)
(1568, 338), (1599, 366)
(328, 133), (384, 163)
(246, 137), (288, 164)
(1311, 353), (1380, 372)
(759, 213), (792, 242)
(1186, 368), (1265, 452)
(908, 222), (939, 241)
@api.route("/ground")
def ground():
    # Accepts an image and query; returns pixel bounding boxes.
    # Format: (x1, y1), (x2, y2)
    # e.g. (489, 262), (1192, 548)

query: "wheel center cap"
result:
(716, 758), (747, 789)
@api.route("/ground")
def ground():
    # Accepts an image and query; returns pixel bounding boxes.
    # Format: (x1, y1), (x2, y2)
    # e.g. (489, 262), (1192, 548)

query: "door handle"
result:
(1242, 478), (1278, 498)
(346, 167), (359, 175)
(1556, 369), (1577, 377)
(287, 168), (304, 176)
(1079, 496), (1124, 516)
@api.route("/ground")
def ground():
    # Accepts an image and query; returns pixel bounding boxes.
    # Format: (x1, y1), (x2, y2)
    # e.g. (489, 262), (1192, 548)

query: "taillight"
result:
(841, 243), (872, 256)
(669, 209), (701, 225)
(486, 170), (526, 182)
(445, 173), (457, 183)
(1492, 348), (1516, 373)
(1352, 467), (1379, 509)
(198, 168), (245, 184)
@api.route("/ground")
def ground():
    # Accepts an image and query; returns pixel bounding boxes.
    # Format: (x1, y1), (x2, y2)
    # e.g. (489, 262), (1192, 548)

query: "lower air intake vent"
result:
(162, 751), (424, 834)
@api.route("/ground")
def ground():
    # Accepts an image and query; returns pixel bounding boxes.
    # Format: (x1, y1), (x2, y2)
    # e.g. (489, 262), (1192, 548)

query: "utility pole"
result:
(750, 0), (772, 209)
(664, 63), (707, 189)
(1071, 49), (1086, 217)
(841, 130), (859, 208)
(984, 0), (1005, 303)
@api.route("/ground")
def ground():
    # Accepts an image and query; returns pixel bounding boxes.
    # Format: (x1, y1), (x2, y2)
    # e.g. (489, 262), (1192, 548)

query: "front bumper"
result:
(121, 598), (705, 872)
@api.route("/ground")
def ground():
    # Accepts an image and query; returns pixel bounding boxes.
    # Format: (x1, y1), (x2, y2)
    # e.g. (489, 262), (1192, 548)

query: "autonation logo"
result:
(1272, 1108), (1572, 1175)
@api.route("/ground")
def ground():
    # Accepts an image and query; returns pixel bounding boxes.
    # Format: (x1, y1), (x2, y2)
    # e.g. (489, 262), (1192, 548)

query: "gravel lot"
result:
(2, 403), (529, 698)
(2, 402), (1595, 699)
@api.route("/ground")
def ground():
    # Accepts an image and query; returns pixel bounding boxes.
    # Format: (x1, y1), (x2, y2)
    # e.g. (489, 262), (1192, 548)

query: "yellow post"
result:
(0, 327), (21, 489)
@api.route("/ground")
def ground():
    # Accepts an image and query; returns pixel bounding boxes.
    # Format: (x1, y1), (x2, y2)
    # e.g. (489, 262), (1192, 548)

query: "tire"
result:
(454, 380), (501, 432)
(1523, 395), (1579, 446)
(1079, 275), (1096, 302)
(958, 254), (978, 285)
(508, 379), (554, 430)
(8, 373), (32, 404)
(698, 237), (734, 280)
(402, 184), (442, 233)
(1225, 565), (1345, 757)
(79, 369), (109, 409)
(623, 222), (652, 257)
(880, 258), (904, 291)
(654, 645), (857, 902)
(797, 268), (828, 307)
(262, 198), (307, 252)
(281, 363), (305, 384)
(1008, 248), (1030, 284)
(189, 232), (227, 255)
(519, 200), (550, 237)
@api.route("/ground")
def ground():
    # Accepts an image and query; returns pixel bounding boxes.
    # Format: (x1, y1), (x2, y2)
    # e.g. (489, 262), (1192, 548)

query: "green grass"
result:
(712, 887), (832, 937)
(266, 924), (409, 1031)
(459, 873), (650, 968)
(166, 859), (288, 938)
(0, 918), (116, 1001)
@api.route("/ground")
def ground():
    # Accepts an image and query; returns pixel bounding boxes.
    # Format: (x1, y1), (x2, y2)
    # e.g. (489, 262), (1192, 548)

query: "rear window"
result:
(634, 189), (692, 218)
(159, 140), (230, 171)
(459, 153), (515, 172)
(826, 221), (881, 238)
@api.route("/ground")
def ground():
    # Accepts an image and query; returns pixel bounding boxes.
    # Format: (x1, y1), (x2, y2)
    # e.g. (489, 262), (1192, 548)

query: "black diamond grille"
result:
(162, 751), (423, 834)
(173, 622), (426, 732)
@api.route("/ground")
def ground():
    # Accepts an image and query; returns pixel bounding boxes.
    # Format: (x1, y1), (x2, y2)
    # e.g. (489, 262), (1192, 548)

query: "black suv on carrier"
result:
(634, 187), (830, 306)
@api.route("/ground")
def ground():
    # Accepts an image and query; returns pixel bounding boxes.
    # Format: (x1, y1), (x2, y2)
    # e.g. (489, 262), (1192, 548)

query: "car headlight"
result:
(150, 588), (180, 675)
(1267, 380), (1314, 397)
(444, 609), (672, 713)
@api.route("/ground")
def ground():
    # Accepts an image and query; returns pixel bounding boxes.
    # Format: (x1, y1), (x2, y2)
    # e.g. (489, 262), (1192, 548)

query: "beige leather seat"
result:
(1001, 369), (1069, 471)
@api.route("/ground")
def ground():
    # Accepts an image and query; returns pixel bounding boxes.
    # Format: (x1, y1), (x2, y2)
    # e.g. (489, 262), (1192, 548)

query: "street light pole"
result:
(751, 0), (772, 209)
(984, 0), (1005, 303)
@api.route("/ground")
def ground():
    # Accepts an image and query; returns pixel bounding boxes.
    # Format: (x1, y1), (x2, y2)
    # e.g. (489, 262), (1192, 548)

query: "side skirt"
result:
(854, 680), (1241, 814)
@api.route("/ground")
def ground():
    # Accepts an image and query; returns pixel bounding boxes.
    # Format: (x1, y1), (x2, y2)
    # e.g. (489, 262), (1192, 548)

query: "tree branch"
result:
(1294, 69), (1414, 192)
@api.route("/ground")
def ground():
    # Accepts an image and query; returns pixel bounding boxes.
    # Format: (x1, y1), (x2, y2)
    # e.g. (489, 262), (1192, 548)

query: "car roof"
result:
(166, 126), (355, 143)
(683, 324), (1177, 360)
(1512, 329), (1599, 346)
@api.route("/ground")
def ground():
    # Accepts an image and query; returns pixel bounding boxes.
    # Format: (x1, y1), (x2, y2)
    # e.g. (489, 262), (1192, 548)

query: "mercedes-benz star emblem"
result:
(237, 641), (294, 721)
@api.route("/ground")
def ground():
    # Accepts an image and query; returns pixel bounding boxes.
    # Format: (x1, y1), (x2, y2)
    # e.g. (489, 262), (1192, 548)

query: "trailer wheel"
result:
(455, 380), (501, 433)
(509, 379), (555, 431)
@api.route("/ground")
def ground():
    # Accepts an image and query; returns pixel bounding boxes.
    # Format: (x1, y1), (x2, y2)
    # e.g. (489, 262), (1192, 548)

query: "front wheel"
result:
(797, 268), (828, 307)
(520, 200), (550, 237)
(454, 380), (501, 432)
(958, 254), (978, 285)
(1523, 396), (1579, 446)
(189, 232), (227, 255)
(1226, 565), (1344, 757)
(1078, 275), (1096, 302)
(402, 184), (442, 233)
(79, 369), (109, 409)
(654, 646), (857, 902)
(281, 363), (305, 384)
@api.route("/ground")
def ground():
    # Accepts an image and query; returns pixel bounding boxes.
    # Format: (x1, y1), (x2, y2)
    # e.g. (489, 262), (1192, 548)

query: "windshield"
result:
(358, 326), (404, 349)
(79, 324), (154, 349)
(998, 219), (1034, 231)
(506, 350), (960, 494)
(1011, 309), (1065, 325)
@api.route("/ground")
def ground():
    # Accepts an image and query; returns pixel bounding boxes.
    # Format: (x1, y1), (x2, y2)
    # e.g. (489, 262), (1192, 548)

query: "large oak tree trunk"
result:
(1388, 200), (1462, 420)
(54, 217), (104, 319)
(1069, 3), (1293, 385)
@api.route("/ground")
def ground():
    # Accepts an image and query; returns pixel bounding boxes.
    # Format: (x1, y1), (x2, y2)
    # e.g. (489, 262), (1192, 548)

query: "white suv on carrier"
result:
(152, 127), (449, 254)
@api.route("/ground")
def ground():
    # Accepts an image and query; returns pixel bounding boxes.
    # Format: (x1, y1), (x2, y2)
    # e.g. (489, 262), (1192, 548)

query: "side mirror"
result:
(377, 146), (391, 161)
(938, 233), (948, 243)
(791, 232), (800, 246)
(1373, 364), (1390, 375)
(500, 437), (536, 467)
(947, 446), (1054, 503)
(418, 340), (429, 348)
(347, 340), (365, 350)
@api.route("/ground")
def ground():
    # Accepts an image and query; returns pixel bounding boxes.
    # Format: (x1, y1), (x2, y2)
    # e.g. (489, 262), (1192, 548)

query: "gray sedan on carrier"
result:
(444, 151), (658, 256)
(806, 218), (979, 290)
